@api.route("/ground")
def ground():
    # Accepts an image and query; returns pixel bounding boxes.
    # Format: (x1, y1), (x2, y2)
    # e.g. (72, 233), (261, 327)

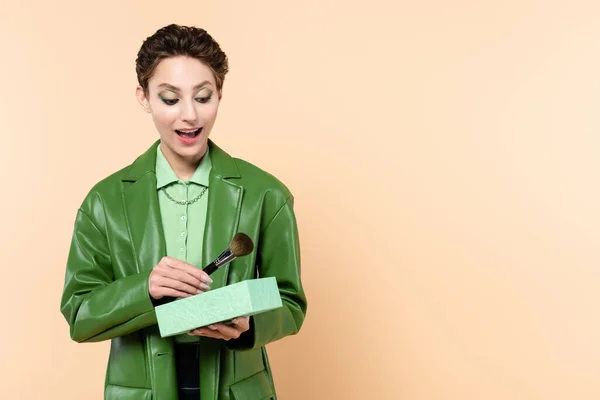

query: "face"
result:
(136, 56), (221, 162)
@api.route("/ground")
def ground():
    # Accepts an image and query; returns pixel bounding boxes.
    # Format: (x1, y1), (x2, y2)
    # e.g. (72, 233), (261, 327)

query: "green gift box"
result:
(155, 277), (283, 337)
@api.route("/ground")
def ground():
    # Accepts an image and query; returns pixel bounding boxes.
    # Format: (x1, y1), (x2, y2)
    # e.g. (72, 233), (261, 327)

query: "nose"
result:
(180, 99), (198, 124)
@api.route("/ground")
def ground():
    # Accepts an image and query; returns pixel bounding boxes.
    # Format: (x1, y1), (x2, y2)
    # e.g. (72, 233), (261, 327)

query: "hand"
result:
(188, 317), (250, 341)
(148, 256), (213, 300)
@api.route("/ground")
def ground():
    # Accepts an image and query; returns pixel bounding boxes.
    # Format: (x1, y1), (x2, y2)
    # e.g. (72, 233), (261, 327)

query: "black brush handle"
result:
(203, 261), (219, 275)
(202, 248), (234, 275)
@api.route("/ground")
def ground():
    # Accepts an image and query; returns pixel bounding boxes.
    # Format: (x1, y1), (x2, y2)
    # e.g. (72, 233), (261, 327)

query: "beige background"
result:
(2, 0), (600, 399)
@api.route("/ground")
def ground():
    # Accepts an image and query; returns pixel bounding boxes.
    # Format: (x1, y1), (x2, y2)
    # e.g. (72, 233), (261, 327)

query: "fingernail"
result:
(200, 284), (211, 291)
(208, 325), (216, 330)
(206, 277), (213, 283)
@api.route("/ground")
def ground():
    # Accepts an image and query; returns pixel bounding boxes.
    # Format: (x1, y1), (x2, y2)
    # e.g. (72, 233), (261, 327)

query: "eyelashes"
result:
(158, 94), (213, 106)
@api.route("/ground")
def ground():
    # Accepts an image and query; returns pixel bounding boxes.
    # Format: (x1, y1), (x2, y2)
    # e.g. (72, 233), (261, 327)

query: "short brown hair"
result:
(135, 24), (229, 94)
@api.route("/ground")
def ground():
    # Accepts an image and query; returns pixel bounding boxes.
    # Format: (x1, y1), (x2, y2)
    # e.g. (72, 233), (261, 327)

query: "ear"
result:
(136, 86), (151, 113)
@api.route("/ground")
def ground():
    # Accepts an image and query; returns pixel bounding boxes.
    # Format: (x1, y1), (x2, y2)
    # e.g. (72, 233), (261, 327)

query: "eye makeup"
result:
(157, 88), (213, 105)
(158, 89), (178, 105)
(195, 89), (213, 104)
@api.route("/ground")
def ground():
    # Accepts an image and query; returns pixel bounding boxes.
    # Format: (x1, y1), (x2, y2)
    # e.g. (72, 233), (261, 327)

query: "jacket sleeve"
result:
(60, 205), (158, 343)
(227, 195), (307, 350)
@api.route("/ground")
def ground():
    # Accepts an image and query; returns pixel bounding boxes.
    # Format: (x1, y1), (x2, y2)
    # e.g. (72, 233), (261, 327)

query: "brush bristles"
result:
(229, 233), (254, 257)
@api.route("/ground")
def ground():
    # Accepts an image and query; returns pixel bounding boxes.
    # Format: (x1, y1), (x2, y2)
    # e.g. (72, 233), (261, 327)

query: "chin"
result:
(173, 140), (208, 159)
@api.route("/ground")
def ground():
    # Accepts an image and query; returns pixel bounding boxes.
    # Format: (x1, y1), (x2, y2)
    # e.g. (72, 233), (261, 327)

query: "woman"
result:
(60, 24), (307, 400)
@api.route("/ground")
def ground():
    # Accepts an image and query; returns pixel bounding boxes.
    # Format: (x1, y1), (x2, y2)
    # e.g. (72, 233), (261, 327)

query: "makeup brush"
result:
(202, 233), (254, 275)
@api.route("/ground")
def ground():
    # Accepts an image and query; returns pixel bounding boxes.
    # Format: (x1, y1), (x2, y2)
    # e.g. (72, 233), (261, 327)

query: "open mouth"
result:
(175, 128), (202, 138)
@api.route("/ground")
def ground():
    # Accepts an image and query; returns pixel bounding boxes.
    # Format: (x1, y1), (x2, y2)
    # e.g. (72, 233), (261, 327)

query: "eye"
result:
(196, 95), (212, 104)
(161, 98), (179, 106)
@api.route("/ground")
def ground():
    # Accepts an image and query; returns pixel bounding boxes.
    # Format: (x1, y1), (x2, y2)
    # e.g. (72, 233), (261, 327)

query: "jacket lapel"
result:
(199, 141), (243, 400)
(201, 141), (244, 289)
(121, 140), (166, 274)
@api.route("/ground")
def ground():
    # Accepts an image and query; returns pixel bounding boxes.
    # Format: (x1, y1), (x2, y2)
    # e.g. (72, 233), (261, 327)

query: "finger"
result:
(161, 266), (207, 291)
(155, 287), (193, 299)
(165, 258), (213, 285)
(158, 276), (205, 295)
(189, 328), (227, 340)
(180, 265), (213, 285)
(231, 317), (250, 331)
(210, 323), (242, 339)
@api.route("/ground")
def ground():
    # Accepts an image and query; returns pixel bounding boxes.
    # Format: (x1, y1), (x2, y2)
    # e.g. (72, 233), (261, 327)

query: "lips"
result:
(174, 127), (203, 145)
(175, 128), (202, 138)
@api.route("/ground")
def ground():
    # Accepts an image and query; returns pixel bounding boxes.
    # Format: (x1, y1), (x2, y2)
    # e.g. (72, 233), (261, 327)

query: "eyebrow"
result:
(157, 81), (213, 92)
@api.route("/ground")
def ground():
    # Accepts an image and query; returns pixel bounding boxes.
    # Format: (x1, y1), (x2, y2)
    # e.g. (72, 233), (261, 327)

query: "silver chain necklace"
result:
(163, 186), (208, 205)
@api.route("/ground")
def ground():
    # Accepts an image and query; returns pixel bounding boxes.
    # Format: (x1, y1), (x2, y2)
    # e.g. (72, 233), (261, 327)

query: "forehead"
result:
(149, 56), (216, 90)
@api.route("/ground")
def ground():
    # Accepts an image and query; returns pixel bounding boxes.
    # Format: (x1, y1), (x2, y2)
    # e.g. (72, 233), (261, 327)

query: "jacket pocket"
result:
(105, 384), (152, 400)
(229, 369), (274, 400)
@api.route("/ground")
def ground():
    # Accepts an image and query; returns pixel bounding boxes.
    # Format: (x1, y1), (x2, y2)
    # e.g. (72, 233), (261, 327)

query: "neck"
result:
(159, 142), (206, 181)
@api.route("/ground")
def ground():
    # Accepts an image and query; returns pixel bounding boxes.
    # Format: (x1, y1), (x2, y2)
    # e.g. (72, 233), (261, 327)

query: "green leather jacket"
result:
(59, 140), (307, 400)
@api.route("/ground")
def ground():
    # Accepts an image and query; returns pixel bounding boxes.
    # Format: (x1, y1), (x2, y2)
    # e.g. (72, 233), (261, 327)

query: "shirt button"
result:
(181, 216), (186, 221)
(181, 232), (186, 237)
(180, 248), (184, 253)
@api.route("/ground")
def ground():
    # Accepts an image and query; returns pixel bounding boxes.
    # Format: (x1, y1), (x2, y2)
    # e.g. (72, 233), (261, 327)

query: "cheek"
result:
(199, 104), (220, 124)
(152, 107), (179, 128)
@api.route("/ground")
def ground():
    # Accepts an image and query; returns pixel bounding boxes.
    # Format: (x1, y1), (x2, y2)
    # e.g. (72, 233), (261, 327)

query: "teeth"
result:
(178, 129), (199, 133)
